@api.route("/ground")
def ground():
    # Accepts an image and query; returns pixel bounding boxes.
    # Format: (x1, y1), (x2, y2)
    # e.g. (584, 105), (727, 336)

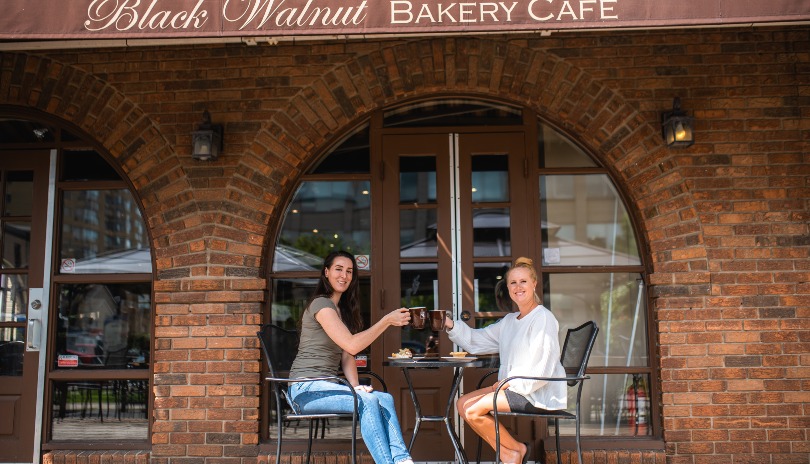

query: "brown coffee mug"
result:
(409, 307), (427, 329)
(429, 309), (447, 331)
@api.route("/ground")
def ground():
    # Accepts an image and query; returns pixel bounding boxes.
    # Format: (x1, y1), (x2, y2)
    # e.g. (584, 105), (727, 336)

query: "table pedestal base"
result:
(402, 366), (468, 464)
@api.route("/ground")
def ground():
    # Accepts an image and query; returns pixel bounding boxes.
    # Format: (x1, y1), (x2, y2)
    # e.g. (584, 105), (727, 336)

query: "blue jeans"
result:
(289, 380), (411, 464)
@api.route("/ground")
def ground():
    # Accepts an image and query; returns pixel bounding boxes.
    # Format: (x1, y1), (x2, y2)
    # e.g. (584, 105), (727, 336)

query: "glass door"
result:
(270, 102), (653, 455)
(378, 131), (530, 460)
(456, 133), (531, 325)
(0, 151), (50, 463)
(380, 133), (455, 460)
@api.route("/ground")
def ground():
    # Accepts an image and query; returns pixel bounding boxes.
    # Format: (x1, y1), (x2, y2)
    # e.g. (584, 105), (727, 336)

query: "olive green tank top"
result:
(289, 297), (343, 379)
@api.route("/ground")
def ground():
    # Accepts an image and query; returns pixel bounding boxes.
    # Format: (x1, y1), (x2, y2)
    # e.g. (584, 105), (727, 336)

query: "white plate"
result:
(441, 356), (477, 361)
(388, 356), (424, 360)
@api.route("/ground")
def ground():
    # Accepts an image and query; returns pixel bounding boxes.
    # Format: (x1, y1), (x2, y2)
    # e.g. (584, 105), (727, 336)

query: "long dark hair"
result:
(306, 250), (363, 334)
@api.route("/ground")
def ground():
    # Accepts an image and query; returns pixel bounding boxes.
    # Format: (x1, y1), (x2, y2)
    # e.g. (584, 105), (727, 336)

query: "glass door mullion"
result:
(449, 133), (463, 323)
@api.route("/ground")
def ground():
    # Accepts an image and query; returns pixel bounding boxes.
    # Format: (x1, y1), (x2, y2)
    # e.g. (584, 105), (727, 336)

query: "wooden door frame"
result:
(375, 131), (457, 460)
(0, 150), (51, 463)
(373, 125), (537, 459)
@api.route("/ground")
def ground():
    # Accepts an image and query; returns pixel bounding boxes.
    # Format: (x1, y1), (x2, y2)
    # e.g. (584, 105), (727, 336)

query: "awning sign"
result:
(1, 0), (808, 40)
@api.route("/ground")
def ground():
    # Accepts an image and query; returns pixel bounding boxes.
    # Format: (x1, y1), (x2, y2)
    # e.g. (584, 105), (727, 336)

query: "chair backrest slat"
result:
(559, 321), (599, 386)
(258, 324), (299, 378)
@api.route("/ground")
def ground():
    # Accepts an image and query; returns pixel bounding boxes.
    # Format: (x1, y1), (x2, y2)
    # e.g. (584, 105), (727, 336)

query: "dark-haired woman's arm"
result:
(317, 306), (411, 355)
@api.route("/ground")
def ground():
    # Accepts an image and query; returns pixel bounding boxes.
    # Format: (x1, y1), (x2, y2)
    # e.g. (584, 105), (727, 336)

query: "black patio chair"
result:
(473, 369), (500, 464)
(257, 323), (386, 464)
(486, 321), (599, 464)
(0, 340), (24, 376)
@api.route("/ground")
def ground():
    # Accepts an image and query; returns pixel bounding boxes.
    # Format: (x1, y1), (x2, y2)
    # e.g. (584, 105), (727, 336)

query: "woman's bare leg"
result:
(457, 386), (527, 464)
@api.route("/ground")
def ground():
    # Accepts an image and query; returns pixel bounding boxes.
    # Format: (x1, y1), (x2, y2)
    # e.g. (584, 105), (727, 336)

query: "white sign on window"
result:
(61, 258), (76, 273)
(356, 254), (370, 271)
(543, 248), (561, 265)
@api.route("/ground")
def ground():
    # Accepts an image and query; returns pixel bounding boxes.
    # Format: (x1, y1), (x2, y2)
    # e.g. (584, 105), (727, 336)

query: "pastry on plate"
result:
(390, 348), (414, 359)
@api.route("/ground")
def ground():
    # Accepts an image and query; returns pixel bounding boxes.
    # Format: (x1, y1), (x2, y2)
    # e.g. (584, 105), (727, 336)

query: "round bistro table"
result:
(387, 357), (485, 463)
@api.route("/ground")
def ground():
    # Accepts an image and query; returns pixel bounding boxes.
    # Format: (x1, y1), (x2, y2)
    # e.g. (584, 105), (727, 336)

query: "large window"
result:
(48, 149), (152, 443)
(0, 117), (153, 447)
(536, 128), (650, 437)
(266, 101), (655, 446)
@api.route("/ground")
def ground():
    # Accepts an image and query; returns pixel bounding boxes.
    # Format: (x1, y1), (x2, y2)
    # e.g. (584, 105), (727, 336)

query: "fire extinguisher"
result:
(626, 375), (648, 436)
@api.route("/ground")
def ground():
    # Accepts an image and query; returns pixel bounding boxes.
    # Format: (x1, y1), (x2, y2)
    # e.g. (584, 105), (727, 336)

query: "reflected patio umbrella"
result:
(272, 244), (325, 272)
(399, 210), (638, 267)
(69, 248), (152, 274)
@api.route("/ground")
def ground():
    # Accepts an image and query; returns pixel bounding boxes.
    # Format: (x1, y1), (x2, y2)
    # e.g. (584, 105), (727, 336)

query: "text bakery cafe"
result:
(0, 1), (808, 464)
(81, 0), (625, 31)
(3, 0), (807, 38)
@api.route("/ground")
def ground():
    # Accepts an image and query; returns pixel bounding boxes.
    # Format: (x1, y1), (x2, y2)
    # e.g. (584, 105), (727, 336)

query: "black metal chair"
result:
(485, 321), (599, 464)
(257, 323), (386, 464)
(473, 369), (500, 464)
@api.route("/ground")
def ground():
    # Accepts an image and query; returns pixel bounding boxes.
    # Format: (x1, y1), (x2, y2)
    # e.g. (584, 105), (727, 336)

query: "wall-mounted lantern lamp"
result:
(661, 97), (694, 148)
(191, 110), (222, 161)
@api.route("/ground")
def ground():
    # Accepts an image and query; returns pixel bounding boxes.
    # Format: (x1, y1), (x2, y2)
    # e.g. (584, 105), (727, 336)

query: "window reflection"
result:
(400, 156), (436, 205)
(54, 283), (151, 369)
(50, 380), (148, 440)
(0, 118), (56, 143)
(538, 124), (596, 168)
(273, 181), (371, 272)
(0, 274), (27, 322)
(473, 263), (510, 312)
(270, 278), (319, 329)
(59, 190), (151, 274)
(61, 150), (121, 182)
(545, 273), (648, 367)
(472, 208), (511, 257)
(471, 154), (509, 202)
(2, 222), (31, 269)
(0, 328), (25, 376)
(540, 175), (640, 266)
(554, 373), (652, 437)
(384, 99), (522, 128)
(5, 170), (35, 217)
(400, 209), (438, 258)
(311, 125), (370, 174)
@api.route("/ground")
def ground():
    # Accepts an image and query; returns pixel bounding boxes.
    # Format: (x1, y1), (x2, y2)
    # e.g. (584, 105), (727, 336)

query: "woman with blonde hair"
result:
(443, 257), (566, 464)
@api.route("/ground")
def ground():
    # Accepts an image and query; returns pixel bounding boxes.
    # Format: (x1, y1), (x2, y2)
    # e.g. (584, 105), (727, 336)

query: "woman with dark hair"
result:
(443, 257), (566, 464)
(288, 250), (414, 464)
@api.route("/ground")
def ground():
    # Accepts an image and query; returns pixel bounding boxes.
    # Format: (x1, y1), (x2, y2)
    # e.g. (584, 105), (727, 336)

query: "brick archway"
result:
(0, 43), (706, 286)
(1, 38), (701, 464)
(0, 53), (198, 278)
(238, 37), (707, 277)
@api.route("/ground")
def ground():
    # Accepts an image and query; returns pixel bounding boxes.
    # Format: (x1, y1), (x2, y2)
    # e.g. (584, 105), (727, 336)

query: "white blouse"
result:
(447, 305), (567, 410)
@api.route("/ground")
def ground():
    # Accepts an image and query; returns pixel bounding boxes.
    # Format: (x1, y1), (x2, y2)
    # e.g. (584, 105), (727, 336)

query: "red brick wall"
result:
(3, 25), (808, 464)
(44, 450), (150, 464)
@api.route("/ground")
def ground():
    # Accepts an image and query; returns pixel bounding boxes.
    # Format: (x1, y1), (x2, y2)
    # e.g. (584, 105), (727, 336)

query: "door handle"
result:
(460, 310), (471, 321)
(28, 317), (41, 350)
(28, 288), (44, 351)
